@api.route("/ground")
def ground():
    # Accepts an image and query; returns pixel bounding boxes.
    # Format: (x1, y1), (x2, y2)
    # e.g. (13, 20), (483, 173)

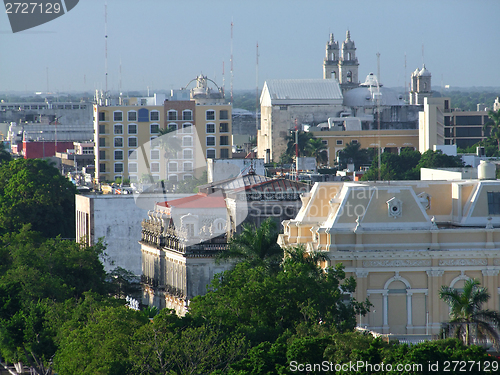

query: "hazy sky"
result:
(1, 0), (499, 94)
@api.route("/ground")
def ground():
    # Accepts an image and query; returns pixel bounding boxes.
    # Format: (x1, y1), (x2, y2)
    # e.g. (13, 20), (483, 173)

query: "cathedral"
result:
(323, 31), (360, 93)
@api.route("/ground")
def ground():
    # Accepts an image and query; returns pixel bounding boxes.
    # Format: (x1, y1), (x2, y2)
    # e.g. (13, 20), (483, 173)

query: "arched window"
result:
(347, 71), (353, 83)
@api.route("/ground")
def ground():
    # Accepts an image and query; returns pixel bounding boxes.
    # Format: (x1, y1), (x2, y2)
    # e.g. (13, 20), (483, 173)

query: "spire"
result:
(346, 30), (350, 41)
(330, 33), (334, 43)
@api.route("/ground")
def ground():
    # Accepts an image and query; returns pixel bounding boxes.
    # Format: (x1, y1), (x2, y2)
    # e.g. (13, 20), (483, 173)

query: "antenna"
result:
(256, 41), (259, 133)
(404, 53), (407, 102)
(46, 67), (49, 93)
(222, 61), (225, 98)
(119, 58), (122, 95)
(105, 3), (108, 103)
(230, 20), (234, 104)
(376, 52), (381, 181)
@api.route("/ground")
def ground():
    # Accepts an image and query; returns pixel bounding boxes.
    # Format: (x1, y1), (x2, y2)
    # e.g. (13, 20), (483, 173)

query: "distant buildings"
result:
(94, 75), (232, 183)
(257, 31), (428, 165)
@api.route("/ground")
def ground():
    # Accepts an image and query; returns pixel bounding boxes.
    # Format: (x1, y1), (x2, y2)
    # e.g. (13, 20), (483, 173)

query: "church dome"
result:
(343, 73), (405, 107)
(419, 65), (431, 77)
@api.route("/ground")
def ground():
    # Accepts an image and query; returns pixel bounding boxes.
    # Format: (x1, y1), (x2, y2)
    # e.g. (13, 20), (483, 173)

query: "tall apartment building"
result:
(94, 75), (232, 183)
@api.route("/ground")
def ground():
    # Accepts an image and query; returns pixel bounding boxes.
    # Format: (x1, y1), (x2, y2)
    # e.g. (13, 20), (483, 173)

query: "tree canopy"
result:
(0, 158), (77, 238)
(439, 278), (500, 350)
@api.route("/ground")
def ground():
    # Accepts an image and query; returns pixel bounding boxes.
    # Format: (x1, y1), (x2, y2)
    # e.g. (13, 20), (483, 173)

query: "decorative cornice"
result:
(482, 269), (500, 277)
(363, 259), (431, 268)
(426, 270), (444, 277)
(439, 259), (487, 266)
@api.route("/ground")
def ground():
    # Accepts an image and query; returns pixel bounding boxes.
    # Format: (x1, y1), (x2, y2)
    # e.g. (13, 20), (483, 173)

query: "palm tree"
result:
(439, 278), (500, 349)
(217, 217), (282, 273)
(483, 109), (500, 151)
(283, 245), (328, 277)
(307, 138), (328, 167)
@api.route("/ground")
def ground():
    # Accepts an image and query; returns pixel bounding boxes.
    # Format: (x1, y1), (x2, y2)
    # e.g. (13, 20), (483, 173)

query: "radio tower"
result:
(104, 3), (108, 104)
(230, 21), (234, 104)
(256, 42), (259, 133)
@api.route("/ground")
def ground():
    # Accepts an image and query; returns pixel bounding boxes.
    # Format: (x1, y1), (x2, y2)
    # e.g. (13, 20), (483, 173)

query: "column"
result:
(426, 269), (444, 335)
(406, 291), (413, 333)
(382, 290), (389, 333)
(356, 269), (369, 327)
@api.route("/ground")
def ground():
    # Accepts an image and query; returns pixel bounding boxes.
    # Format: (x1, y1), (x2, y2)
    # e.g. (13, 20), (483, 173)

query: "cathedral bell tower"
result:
(323, 33), (340, 80)
(338, 30), (359, 92)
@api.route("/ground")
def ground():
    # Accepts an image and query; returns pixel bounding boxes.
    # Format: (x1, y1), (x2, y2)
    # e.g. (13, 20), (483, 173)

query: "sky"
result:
(1, 0), (499, 94)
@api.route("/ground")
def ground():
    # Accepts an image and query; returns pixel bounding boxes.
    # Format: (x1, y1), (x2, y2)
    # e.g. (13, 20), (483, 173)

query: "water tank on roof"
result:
(478, 160), (496, 180)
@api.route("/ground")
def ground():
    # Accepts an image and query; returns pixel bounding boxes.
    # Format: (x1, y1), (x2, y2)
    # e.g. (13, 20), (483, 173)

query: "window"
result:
(183, 162), (193, 172)
(206, 110), (215, 120)
(113, 111), (123, 121)
(129, 175), (138, 182)
(351, 139), (358, 144)
(168, 162), (178, 172)
(99, 150), (106, 160)
(99, 124), (106, 134)
(219, 122), (229, 133)
(128, 163), (138, 173)
(168, 123), (177, 132)
(128, 149), (137, 159)
(183, 136), (193, 147)
(336, 139), (343, 145)
(220, 148), (229, 158)
(150, 111), (160, 121)
(99, 138), (106, 147)
(182, 110), (192, 121)
(151, 150), (160, 160)
(150, 162), (160, 173)
(182, 123), (192, 133)
(321, 140), (328, 145)
(114, 163), (123, 173)
(206, 149), (216, 159)
(138, 108), (149, 122)
(168, 175), (178, 182)
(488, 192), (500, 215)
(128, 111), (137, 121)
(347, 71), (353, 83)
(220, 136), (229, 146)
(114, 124), (123, 134)
(128, 124), (137, 134)
(219, 110), (229, 120)
(114, 137), (123, 147)
(99, 163), (106, 172)
(167, 110), (177, 121)
(128, 137), (138, 147)
(206, 136), (216, 147)
(150, 124), (160, 134)
(206, 123), (215, 133)
(99, 112), (106, 121)
(183, 149), (192, 159)
(114, 150), (123, 160)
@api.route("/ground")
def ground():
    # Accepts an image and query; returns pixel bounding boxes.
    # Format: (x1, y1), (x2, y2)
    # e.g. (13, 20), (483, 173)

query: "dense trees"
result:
(439, 279), (500, 350)
(0, 158), (77, 238)
(362, 149), (464, 181)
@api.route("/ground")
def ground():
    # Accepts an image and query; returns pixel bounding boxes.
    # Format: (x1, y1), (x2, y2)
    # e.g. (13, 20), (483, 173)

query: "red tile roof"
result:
(157, 191), (226, 209)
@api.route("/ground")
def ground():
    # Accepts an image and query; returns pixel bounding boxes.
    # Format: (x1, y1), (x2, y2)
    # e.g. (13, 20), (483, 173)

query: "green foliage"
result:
(0, 142), (11, 165)
(282, 131), (328, 167)
(0, 158), (77, 238)
(483, 109), (500, 151)
(439, 278), (500, 349)
(0, 229), (109, 370)
(338, 142), (371, 170)
(106, 267), (141, 299)
(217, 217), (282, 272)
(190, 252), (371, 346)
(363, 149), (463, 181)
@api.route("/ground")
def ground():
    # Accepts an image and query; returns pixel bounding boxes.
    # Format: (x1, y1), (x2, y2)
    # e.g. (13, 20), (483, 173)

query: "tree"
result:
(417, 149), (463, 169)
(338, 142), (371, 171)
(0, 158), (77, 238)
(483, 109), (500, 151)
(0, 142), (11, 165)
(439, 278), (500, 349)
(217, 217), (282, 273)
(282, 130), (327, 166)
(0, 229), (109, 373)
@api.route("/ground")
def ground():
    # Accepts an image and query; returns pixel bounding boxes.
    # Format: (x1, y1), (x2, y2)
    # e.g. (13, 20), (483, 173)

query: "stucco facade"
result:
(280, 180), (500, 335)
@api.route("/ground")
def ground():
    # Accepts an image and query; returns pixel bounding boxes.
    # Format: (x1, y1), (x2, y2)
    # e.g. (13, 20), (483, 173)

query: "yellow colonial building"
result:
(279, 178), (500, 335)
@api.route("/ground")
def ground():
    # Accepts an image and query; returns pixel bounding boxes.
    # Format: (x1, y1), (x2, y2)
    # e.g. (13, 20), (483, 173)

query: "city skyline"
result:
(1, 0), (499, 94)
